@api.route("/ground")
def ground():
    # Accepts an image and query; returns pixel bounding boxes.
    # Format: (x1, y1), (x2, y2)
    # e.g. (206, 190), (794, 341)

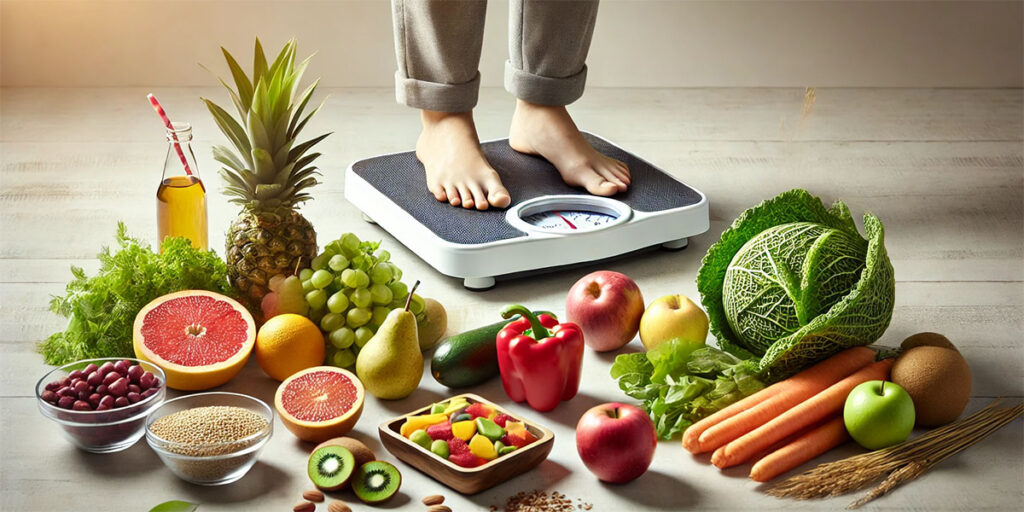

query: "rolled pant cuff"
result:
(395, 70), (481, 112)
(504, 61), (588, 106)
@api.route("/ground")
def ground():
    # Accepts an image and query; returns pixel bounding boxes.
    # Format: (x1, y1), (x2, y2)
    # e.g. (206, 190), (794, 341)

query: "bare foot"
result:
(416, 110), (511, 210)
(509, 100), (630, 196)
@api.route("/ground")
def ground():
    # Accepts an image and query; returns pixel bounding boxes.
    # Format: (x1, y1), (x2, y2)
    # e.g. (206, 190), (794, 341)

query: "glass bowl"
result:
(36, 357), (167, 453)
(145, 392), (273, 486)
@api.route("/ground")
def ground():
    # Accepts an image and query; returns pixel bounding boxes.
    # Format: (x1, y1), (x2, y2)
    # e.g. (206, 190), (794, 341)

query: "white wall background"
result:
(2, 0), (1021, 88)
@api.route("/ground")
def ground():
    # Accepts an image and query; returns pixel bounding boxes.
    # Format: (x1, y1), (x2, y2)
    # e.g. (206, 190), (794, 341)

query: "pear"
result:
(356, 281), (423, 399)
(277, 275), (309, 316)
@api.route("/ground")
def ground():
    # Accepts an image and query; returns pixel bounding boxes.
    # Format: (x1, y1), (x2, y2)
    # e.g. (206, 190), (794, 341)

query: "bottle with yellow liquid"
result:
(156, 122), (208, 251)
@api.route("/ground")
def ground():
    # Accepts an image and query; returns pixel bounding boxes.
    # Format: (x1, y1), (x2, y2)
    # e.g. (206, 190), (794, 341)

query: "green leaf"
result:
(288, 132), (331, 162)
(288, 79), (319, 138)
(201, 98), (252, 168)
(251, 147), (275, 183)
(148, 500), (199, 512)
(221, 46), (254, 109)
(253, 38), (268, 85)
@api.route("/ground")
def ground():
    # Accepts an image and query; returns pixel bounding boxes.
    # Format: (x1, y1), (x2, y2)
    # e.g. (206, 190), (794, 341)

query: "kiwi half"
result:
(308, 445), (356, 491)
(352, 460), (402, 504)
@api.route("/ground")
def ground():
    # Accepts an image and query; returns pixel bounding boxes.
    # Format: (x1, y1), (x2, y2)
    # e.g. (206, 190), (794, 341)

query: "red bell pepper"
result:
(496, 304), (584, 412)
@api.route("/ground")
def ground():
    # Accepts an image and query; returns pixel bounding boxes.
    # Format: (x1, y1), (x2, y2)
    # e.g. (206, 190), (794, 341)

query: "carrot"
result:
(749, 415), (849, 482)
(683, 347), (875, 453)
(711, 358), (892, 469)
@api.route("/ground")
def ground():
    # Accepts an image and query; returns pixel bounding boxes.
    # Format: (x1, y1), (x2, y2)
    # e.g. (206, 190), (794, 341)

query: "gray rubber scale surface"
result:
(350, 133), (703, 245)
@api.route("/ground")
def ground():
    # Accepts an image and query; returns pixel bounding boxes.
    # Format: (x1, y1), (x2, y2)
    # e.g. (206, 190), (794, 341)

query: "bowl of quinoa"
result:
(145, 392), (273, 485)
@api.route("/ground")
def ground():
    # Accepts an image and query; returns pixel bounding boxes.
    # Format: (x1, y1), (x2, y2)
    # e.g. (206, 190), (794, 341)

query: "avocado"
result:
(430, 311), (553, 388)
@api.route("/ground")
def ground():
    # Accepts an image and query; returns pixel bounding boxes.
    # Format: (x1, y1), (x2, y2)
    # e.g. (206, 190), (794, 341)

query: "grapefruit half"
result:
(133, 290), (256, 390)
(275, 366), (365, 442)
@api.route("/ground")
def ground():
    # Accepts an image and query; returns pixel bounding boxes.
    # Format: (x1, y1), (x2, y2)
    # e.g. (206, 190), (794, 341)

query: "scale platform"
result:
(344, 133), (708, 290)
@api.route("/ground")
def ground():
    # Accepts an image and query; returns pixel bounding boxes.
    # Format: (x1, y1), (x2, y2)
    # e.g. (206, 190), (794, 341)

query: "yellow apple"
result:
(639, 294), (709, 351)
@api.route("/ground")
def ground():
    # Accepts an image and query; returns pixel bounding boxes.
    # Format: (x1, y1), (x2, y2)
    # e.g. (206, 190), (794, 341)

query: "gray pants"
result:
(392, 0), (599, 112)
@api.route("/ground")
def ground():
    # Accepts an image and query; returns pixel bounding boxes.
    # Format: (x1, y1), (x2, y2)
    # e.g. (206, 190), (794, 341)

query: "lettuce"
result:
(610, 341), (764, 440)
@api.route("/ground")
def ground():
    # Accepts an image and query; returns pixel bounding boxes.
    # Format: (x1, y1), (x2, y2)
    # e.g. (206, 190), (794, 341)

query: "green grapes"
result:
(350, 288), (372, 309)
(328, 254), (350, 271)
(327, 291), (349, 314)
(306, 289), (327, 310)
(346, 307), (372, 328)
(329, 327), (355, 349)
(369, 284), (393, 305)
(320, 312), (344, 332)
(311, 269), (333, 289)
(300, 232), (420, 369)
(354, 326), (374, 347)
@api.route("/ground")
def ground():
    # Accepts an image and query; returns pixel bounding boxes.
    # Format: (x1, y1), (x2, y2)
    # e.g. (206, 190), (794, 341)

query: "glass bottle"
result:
(156, 122), (208, 251)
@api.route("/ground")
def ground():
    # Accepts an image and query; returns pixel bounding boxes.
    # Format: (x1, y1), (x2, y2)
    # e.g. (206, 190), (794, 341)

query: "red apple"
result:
(576, 402), (657, 483)
(566, 271), (645, 351)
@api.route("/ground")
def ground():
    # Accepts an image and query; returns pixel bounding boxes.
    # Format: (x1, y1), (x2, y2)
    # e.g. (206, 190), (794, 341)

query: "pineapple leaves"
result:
(253, 38), (269, 86)
(254, 184), (283, 201)
(252, 148), (276, 183)
(202, 99), (253, 168)
(288, 79), (320, 139)
(289, 133), (332, 163)
(212, 145), (246, 174)
(220, 47), (254, 111)
(206, 37), (329, 212)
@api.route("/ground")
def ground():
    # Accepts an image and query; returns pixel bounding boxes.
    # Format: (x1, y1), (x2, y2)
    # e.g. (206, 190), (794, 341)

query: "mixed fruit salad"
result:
(399, 397), (538, 468)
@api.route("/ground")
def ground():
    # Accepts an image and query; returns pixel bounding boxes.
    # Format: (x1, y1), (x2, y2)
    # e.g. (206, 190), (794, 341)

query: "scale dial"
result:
(507, 195), (632, 235)
(521, 210), (620, 232)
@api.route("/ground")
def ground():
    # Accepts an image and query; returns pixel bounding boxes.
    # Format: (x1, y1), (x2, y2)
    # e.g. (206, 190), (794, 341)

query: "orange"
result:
(255, 313), (325, 381)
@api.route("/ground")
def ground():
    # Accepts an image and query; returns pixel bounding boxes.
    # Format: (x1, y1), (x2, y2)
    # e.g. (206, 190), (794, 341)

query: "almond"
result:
(293, 502), (315, 512)
(328, 501), (352, 512)
(302, 490), (325, 503)
(428, 506), (452, 512)
(422, 495), (446, 506)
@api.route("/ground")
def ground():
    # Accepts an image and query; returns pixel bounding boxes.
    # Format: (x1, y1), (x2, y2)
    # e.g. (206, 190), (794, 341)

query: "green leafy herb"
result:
(148, 501), (199, 512)
(610, 340), (765, 440)
(39, 223), (235, 365)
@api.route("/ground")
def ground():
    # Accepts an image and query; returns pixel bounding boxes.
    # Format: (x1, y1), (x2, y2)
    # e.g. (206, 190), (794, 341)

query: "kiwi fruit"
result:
(901, 332), (958, 352)
(891, 346), (971, 427)
(352, 460), (402, 504)
(307, 445), (357, 491)
(314, 436), (376, 468)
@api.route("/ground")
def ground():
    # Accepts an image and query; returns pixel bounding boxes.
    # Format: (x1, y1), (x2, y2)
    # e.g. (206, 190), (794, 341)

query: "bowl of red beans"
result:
(36, 358), (166, 453)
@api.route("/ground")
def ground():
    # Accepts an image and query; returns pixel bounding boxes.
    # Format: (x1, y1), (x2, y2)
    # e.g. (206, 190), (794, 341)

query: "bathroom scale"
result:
(344, 133), (709, 290)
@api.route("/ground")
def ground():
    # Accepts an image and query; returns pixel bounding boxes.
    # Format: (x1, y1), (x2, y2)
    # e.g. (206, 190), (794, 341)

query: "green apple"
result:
(638, 294), (708, 351)
(844, 380), (916, 450)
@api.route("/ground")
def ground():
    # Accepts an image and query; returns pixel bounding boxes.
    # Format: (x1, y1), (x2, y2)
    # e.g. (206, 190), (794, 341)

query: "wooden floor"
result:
(1, 87), (1021, 511)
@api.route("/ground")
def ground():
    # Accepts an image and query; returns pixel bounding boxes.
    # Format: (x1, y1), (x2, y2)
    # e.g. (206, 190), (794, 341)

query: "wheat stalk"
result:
(767, 400), (1023, 503)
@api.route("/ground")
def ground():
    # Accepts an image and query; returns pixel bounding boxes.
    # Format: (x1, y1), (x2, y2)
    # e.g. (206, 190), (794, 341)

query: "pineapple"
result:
(202, 39), (329, 308)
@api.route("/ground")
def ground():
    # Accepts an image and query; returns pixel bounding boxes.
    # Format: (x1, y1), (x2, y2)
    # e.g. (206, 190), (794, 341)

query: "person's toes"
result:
(444, 184), (461, 206)
(453, 184), (474, 209)
(429, 183), (448, 202)
(597, 168), (628, 192)
(485, 177), (512, 208)
(467, 183), (489, 211)
(610, 161), (631, 183)
(579, 172), (619, 196)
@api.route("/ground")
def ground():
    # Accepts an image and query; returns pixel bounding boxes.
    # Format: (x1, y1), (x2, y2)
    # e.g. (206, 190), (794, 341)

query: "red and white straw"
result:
(147, 93), (193, 176)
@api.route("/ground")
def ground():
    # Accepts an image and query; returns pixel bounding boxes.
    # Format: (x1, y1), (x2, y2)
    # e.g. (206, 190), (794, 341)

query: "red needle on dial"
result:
(554, 211), (577, 230)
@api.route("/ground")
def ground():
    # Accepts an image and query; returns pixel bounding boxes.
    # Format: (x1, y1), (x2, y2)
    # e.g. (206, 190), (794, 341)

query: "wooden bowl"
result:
(378, 393), (554, 495)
